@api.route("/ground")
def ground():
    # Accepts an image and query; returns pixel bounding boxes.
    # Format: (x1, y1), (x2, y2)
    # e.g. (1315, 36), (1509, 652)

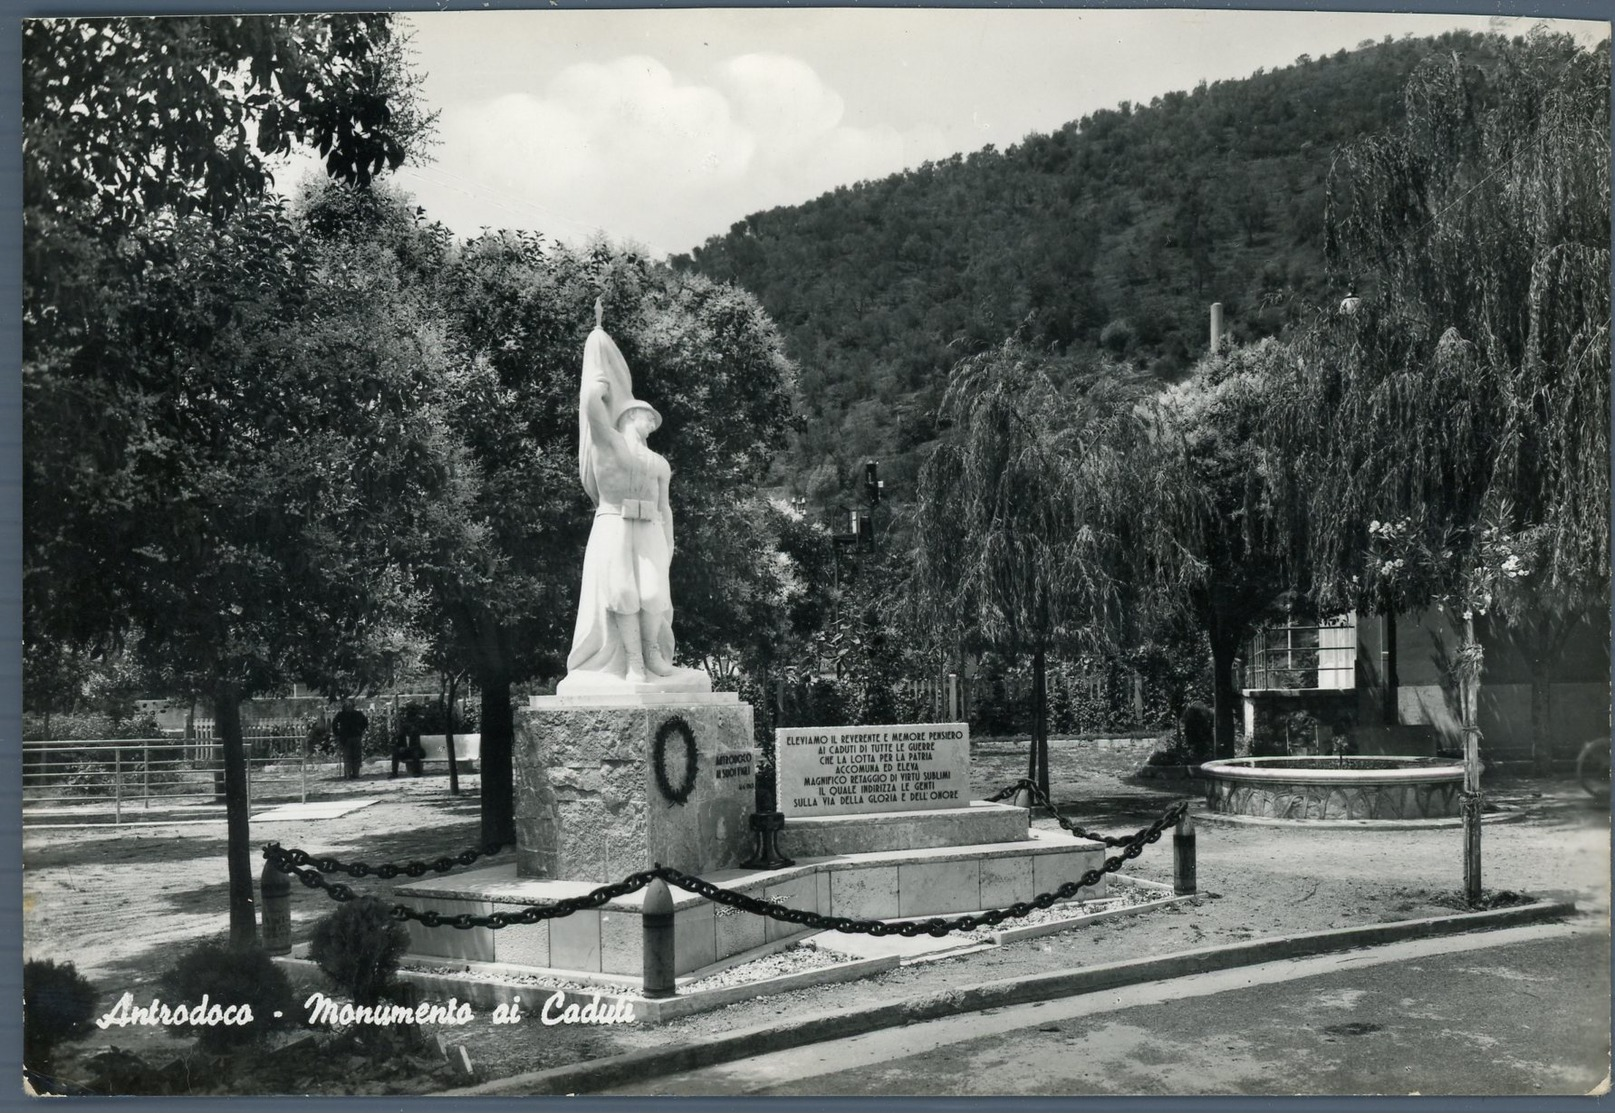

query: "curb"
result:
(446, 897), (1575, 1096)
(1194, 809), (1528, 830)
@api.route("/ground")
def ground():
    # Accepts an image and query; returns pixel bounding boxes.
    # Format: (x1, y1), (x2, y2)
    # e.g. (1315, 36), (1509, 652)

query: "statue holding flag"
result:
(556, 303), (711, 695)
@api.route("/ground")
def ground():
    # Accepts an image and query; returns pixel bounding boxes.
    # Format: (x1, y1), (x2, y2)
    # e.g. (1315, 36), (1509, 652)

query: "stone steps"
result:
(776, 800), (1028, 858)
(398, 826), (1106, 978)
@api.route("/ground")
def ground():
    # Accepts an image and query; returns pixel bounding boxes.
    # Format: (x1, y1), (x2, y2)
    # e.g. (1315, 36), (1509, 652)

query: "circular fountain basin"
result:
(1200, 755), (1466, 821)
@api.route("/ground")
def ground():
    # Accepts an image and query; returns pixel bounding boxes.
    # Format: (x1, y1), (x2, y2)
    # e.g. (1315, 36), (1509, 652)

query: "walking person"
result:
(333, 699), (368, 780)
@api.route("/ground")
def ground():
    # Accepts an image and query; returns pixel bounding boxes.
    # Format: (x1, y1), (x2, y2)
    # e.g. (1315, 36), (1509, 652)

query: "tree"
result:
(910, 341), (1173, 800)
(23, 16), (426, 239)
(1272, 32), (1609, 897)
(430, 237), (797, 844)
(25, 14), (439, 943)
(1154, 340), (1304, 758)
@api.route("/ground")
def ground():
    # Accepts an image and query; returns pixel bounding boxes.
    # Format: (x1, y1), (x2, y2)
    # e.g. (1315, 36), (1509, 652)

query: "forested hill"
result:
(673, 31), (1512, 504)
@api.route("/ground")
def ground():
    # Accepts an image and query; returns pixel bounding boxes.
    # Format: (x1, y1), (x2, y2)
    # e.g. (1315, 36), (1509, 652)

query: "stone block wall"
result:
(515, 700), (757, 881)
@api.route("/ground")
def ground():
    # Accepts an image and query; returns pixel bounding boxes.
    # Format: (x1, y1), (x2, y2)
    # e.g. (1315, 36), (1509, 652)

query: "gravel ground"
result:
(23, 747), (1610, 1093)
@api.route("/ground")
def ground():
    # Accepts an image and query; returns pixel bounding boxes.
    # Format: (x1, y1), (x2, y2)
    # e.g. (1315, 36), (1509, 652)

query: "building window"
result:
(1244, 613), (1356, 691)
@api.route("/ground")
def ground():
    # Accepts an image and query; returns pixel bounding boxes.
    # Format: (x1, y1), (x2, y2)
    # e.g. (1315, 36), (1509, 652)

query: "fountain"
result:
(1199, 754), (1466, 820)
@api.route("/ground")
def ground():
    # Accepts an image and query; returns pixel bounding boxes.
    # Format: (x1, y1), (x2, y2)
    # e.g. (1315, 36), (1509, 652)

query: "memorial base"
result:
(776, 801), (1027, 859)
(515, 694), (757, 880)
(398, 827), (1105, 977)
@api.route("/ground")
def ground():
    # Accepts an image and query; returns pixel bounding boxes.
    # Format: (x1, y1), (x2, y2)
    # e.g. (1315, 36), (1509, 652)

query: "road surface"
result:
(610, 921), (1610, 1097)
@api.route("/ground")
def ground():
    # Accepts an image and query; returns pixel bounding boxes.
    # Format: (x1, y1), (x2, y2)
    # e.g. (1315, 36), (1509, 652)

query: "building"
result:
(1242, 607), (1610, 762)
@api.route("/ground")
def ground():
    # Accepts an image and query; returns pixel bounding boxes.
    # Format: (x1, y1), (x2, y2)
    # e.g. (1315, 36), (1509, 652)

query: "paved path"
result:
(610, 920), (1610, 1097)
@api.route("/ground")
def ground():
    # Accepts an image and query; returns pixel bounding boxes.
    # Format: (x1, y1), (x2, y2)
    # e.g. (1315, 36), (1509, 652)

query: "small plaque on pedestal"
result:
(775, 723), (970, 817)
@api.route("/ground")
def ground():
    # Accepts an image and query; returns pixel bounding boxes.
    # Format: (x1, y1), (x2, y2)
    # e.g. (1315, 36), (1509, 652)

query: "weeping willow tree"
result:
(1154, 339), (1308, 760)
(910, 340), (1184, 801)
(1270, 32), (1609, 897)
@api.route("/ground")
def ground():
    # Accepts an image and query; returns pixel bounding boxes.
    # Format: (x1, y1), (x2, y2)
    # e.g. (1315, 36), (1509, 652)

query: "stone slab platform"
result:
(397, 828), (1106, 978)
(775, 801), (1028, 859)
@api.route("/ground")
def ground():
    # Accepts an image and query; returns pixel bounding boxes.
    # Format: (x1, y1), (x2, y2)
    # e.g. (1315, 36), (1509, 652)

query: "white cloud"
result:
(414, 53), (948, 254)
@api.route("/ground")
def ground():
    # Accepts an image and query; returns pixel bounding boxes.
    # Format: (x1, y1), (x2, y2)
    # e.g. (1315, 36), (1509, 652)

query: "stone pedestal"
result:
(515, 692), (757, 881)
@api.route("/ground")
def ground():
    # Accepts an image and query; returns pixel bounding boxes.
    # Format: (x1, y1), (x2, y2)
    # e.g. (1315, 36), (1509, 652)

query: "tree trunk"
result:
(479, 676), (514, 846)
(444, 673), (460, 797)
(1028, 647), (1050, 802)
(1210, 622), (1241, 760)
(1527, 615), (1570, 775)
(1529, 654), (1550, 775)
(215, 681), (257, 949)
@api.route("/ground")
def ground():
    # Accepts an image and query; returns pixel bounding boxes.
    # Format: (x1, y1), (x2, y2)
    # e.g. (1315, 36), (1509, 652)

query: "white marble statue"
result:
(556, 305), (711, 695)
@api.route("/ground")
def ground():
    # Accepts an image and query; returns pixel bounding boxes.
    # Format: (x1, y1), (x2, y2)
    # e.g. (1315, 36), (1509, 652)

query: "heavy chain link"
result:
(652, 798), (1186, 938)
(262, 841), (658, 929)
(261, 840), (508, 881)
(263, 792), (1189, 935)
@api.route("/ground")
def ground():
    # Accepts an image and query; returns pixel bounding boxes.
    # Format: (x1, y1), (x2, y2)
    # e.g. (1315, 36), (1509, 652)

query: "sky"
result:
(276, 8), (1610, 259)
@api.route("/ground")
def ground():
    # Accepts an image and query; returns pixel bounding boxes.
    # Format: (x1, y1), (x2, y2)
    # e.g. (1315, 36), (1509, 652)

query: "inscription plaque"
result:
(775, 723), (970, 817)
(714, 750), (755, 795)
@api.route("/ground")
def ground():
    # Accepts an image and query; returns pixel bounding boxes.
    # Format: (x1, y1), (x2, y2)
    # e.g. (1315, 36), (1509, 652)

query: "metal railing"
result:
(22, 736), (313, 825)
(1244, 617), (1357, 692)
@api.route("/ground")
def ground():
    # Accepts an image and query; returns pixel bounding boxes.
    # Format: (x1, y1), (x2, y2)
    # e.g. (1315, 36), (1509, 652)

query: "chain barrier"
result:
(262, 791), (1189, 936)
(263, 840), (509, 881)
(988, 777), (1146, 848)
(651, 798), (1185, 938)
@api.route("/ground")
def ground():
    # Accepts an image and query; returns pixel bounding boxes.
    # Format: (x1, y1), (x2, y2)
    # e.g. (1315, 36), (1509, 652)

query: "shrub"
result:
(308, 897), (410, 1008)
(22, 711), (161, 742)
(1100, 317), (1136, 356)
(23, 959), (99, 1072)
(158, 942), (296, 1051)
(1180, 702), (1214, 760)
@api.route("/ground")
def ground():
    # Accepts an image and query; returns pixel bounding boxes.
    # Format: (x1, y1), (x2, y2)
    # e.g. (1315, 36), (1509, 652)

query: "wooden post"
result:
(1379, 609), (1398, 726)
(113, 745), (122, 826)
(1461, 613), (1483, 905)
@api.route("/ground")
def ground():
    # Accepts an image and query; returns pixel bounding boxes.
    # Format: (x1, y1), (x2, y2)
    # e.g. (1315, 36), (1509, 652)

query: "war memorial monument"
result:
(395, 313), (1107, 988)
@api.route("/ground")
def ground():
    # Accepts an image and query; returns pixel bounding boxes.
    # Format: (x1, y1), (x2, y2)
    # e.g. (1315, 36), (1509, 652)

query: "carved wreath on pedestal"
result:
(653, 715), (698, 805)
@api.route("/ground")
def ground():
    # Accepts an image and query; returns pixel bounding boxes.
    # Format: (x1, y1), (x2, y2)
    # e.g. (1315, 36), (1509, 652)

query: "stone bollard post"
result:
(260, 860), (292, 955)
(642, 878), (676, 999)
(1013, 785), (1033, 810)
(1173, 812), (1197, 896)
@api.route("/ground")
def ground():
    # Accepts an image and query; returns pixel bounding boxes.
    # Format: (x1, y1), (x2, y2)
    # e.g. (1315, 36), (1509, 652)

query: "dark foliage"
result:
(158, 943), (297, 1051)
(23, 959), (99, 1072)
(308, 896), (411, 1008)
(1180, 702), (1215, 760)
